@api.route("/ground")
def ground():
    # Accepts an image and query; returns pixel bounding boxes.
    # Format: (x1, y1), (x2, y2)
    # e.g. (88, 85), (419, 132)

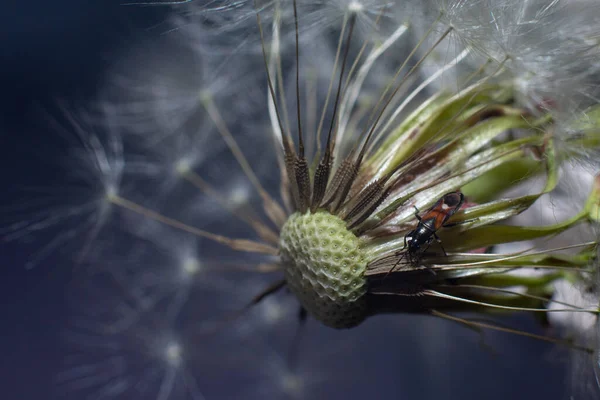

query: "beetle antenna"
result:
(413, 206), (422, 221)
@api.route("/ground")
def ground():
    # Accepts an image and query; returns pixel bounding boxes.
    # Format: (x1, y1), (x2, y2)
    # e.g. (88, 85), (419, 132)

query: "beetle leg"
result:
(420, 237), (433, 255)
(387, 235), (412, 278)
(413, 249), (437, 276)
(385, 252), (406, 277)
(433, 232), (448, 256)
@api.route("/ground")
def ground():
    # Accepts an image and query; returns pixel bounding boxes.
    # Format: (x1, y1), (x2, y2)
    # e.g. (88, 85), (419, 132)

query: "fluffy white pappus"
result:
(99, 36), (202, 141)
(58, 234), (286, 399)
(169, 0), (262, 53)
(171, 0), (403, 59)
(1, 108), (125, 268)
(180, 171), (263, 231)
(118, 116), (229, 212)
(413, 35), (477, 95)
(94, 214), (281, 324)
(99, 68), (281, 232)
(437, 0), (600, 117)
(232, 2), (441, 166)
(166, 0), (456, 169)
(59, 306), (209, 400)
(125, 214), (267, 279)
(123, 111), (282, 235)
(97, 28), (264, 147)
(384, 0), (480, 94)
(294, 0), (403, 39)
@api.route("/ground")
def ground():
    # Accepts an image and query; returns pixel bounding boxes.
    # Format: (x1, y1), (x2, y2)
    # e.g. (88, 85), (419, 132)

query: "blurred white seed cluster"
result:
(8, 0), (600, 398)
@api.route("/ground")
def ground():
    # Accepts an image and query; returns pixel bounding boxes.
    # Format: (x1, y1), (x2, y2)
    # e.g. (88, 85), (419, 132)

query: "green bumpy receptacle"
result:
(279, 210), (368, 329)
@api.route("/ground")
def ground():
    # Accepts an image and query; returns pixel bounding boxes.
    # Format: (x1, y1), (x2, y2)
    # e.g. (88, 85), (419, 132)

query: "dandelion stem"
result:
(363, 27), (454, 154)
(372, 48), (471, 153)
(316, 15), (348, 155)
(365, 18), (438, 129)
(326, 13), (357, 150)
(293, 0), (303, 157)
(255, 4), (292, 155)
(202, 95), (287, 227)
(108, 194), (278, 255)
(180, 169), (279, 245)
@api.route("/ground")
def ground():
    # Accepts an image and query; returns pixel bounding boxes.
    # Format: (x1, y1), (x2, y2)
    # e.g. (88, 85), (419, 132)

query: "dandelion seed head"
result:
(280, 211), (368, 328)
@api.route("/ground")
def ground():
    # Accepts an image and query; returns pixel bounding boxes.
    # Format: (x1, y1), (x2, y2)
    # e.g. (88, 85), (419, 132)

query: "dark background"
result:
(0, 2), (585, 399)
(1, 2), (167, 398)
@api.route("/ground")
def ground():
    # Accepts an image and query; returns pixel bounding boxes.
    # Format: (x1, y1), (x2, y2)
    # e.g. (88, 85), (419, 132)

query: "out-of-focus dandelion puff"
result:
(237, 324), (386, 400)
(438, 0), (600, 118)
(59, 255), (297, 399)
(12, 0), (600, 398)
(247, 344), (334, 399)
(97, 29), (262, 142)
(60, 296), (208, 400)
(2, 108), (124, 268)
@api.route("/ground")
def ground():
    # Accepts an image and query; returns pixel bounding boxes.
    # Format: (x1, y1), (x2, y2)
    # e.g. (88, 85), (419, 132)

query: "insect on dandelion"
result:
(7, 0), (600, 398)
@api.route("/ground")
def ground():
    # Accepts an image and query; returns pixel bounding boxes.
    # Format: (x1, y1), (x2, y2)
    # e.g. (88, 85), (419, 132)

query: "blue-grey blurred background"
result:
(0, 1), (586, 399)
(1, 2), (166, 398)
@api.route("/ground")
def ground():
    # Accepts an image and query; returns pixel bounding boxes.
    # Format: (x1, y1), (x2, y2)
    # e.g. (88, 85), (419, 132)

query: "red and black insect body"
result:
(390, 192), (464, 274)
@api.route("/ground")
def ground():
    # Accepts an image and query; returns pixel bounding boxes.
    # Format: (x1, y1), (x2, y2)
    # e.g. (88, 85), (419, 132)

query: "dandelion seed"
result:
(60, 298), (208, 400)
(438, 0), (600, 119)
(2, 108), (124, 267)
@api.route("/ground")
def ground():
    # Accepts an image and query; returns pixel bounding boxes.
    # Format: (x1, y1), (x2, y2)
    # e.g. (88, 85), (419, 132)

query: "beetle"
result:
(389, 191), (464, 274)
